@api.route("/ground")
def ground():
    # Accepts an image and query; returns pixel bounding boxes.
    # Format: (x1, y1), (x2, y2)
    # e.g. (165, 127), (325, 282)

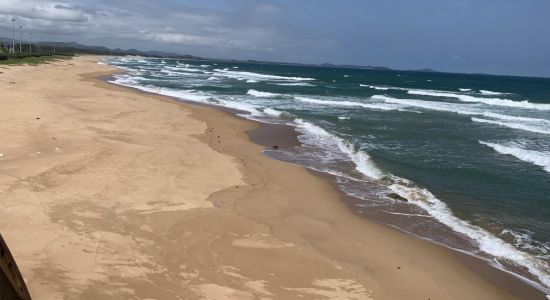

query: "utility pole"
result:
(29, 32), (32, 54)
(11, 17), (15, 53)
(53, 38), (56, 54)
(19, 25), (22, 53)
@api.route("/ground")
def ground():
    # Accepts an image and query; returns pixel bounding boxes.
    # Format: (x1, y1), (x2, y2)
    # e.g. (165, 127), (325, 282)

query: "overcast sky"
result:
(1, 0), (549, 77)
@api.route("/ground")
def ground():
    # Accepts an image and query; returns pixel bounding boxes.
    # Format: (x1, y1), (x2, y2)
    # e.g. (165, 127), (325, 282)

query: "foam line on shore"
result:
(104, 56), (550, 293)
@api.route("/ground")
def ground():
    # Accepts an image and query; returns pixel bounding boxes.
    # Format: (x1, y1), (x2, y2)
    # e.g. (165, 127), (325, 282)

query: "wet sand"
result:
(0, 55), (545, 299)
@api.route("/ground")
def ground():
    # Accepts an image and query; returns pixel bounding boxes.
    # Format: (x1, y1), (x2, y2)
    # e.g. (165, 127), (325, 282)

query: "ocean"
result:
(104, 56), (550, 293)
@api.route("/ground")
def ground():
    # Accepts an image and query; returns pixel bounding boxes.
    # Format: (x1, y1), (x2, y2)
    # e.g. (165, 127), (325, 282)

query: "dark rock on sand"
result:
(388, 193), (408, 202)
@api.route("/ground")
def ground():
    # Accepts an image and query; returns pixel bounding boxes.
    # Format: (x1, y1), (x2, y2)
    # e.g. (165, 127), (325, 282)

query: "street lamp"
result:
(28, 32), (32, 54)
(19, 25), (22, 53)
(53, 37), (56, 54)
(11, 17), (15, 53)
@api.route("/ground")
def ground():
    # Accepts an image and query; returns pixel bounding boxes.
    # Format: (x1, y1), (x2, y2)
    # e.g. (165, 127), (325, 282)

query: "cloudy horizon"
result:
(1, 0), (549, 77)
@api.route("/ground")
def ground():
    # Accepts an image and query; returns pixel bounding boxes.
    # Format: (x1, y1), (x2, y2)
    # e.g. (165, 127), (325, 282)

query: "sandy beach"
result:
(0, 56), (545, 299)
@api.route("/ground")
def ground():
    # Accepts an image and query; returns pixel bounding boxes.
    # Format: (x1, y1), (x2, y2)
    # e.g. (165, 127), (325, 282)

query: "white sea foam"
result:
(374, 95), (550, 135)
(247, 89), (280, 98)
(294, 119), (384, 180)
(106, 57), (550, 291)
(160, 69), (202, 78)
(480, 90), (510, 95)
(407, 90), (550, 111)
(296, 96), (398, 111)
(481, 112), (550, 125)
(387, 175), (550, 289)
(360, 84), (413, 91)
(273, 82), (315, 86)
(371, 95), (474, 114)
(338, 116), (351, 120)
(111, 75), (211, 103)
(219, 100), (263, 116)
(472, 118), (550, 135)
(207, 76), (219, 81)
(164, 65), (203, 73)
(479, 141), (550, 173)
(112, 73), (268, 118)
(246, 79), (259, 83)
(360, 84), (390, 90)
(213, 69), (315, 82)
(293, 114), (550, 288)
(459, 88), (472, 92)
(338, 142), (385, 179)
(263, 108), (283, 117)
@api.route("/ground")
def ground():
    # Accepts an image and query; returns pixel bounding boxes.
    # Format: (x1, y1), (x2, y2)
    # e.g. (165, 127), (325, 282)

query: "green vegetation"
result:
(0, 53), (74, 65)
(0, 41), (72, 65)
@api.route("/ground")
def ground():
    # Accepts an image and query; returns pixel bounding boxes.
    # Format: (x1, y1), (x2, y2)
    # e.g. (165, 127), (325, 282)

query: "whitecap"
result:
(296, 96), (398, 111)
(480, 90), (511, 96)
(407, 90), (550, 111)
(472, 117), (550, 135)
(480, 141), (550, 173)
(247, 89), (280, 98)
(274, 82), (315, 87)
(213, 69), (315, 82)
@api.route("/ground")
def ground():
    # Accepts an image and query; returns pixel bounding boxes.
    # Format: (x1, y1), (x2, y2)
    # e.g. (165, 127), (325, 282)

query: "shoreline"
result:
(0, 55), (545, 299)
(103, 57), (550, 297)
(101, 59), (548, 298)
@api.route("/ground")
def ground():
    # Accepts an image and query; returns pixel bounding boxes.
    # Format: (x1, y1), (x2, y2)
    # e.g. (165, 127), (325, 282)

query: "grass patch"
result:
(0, 54), (74, 65)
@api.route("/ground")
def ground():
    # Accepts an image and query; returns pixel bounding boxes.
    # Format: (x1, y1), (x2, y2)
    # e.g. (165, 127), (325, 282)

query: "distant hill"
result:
(413, 68), (439, 73)
(0, 37), (445, 72)
(0, 37), (201, 59)
(321, 63), (392, 71)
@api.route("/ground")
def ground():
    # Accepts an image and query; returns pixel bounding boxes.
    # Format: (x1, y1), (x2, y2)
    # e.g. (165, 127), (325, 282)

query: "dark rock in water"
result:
(272, 145), (279, 150)
(388, 193), (408, 202)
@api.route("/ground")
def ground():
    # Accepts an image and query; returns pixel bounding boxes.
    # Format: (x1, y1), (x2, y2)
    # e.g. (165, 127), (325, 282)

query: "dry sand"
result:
(0, 56), (544, 299)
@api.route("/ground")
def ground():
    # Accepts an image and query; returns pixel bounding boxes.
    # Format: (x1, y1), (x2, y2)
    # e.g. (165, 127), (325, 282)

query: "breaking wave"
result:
(407, 90), (550, 111)
(247, 89), (280, 98)
(472, 118), (550, 136)
(213, 69), (315, 82)
(479, 141), (550, 173)
(296, 96), (399, 111)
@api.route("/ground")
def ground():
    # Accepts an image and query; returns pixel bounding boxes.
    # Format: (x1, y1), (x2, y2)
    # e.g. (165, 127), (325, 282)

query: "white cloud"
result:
(0, 0), (92, 23)
(0, 0), (330, 61)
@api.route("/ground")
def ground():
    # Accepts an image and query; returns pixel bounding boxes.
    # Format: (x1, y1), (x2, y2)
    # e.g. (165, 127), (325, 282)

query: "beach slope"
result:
(0, 56), (542, 299)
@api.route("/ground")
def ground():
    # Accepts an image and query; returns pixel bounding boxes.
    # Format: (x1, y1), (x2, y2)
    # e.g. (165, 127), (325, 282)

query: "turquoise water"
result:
(105, 56), (550, 292)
